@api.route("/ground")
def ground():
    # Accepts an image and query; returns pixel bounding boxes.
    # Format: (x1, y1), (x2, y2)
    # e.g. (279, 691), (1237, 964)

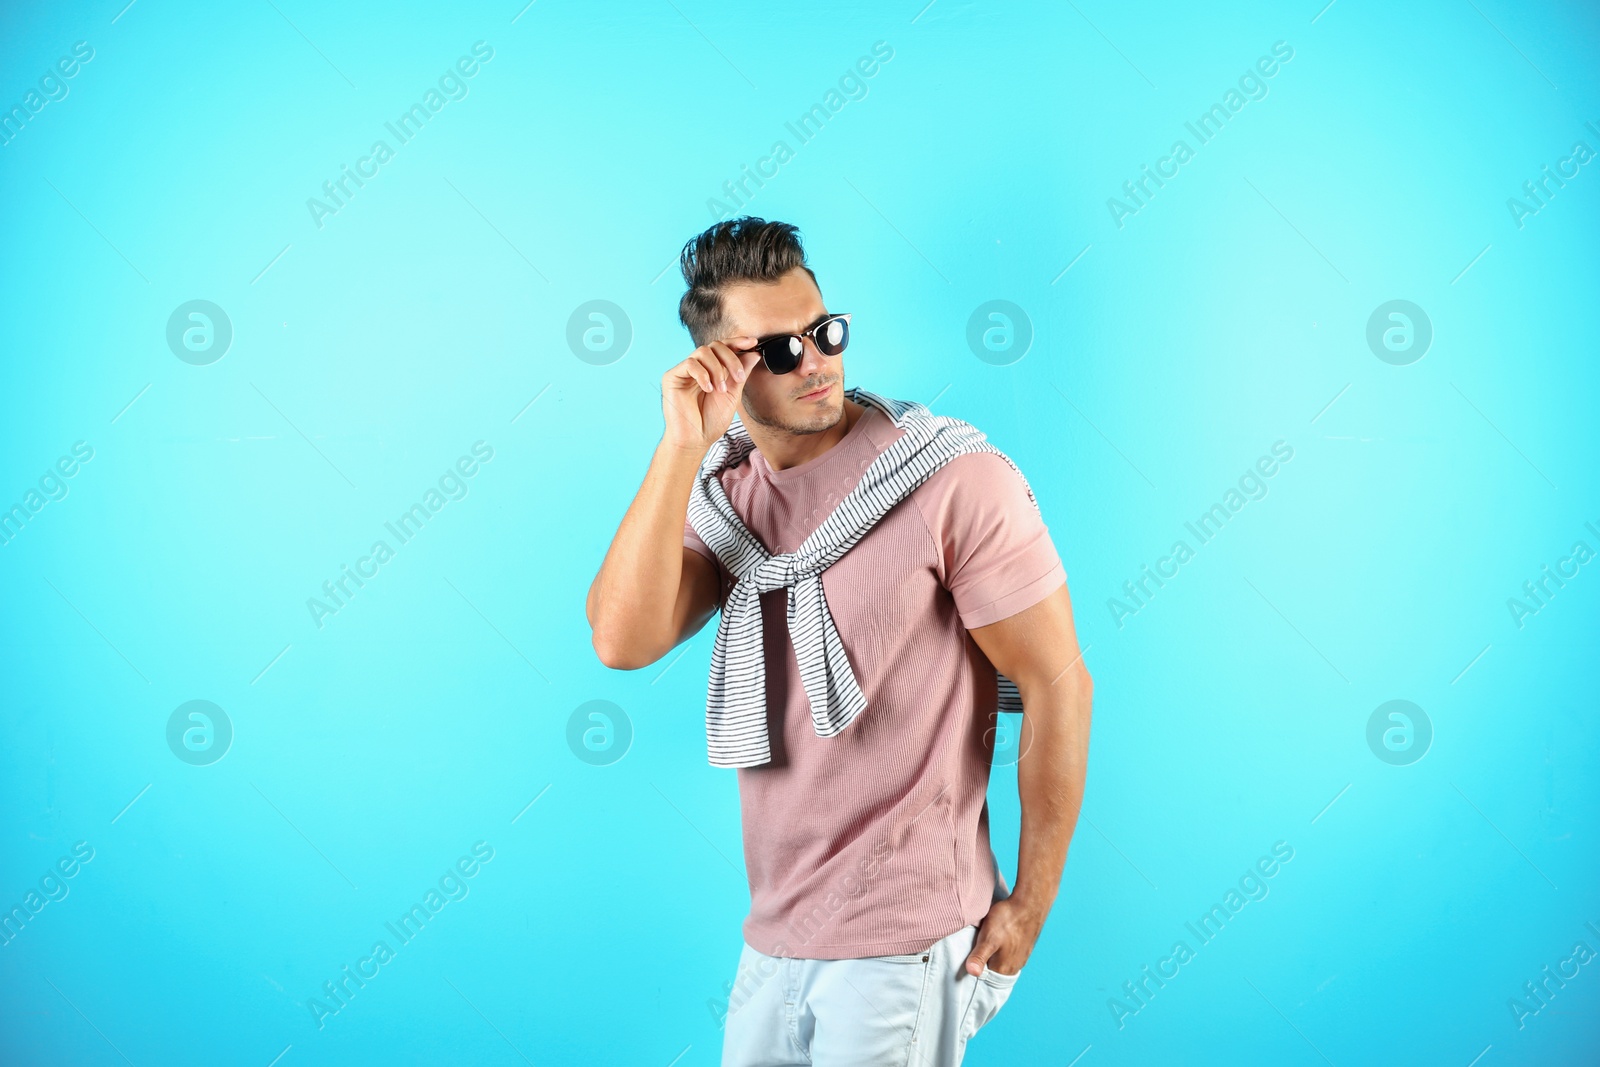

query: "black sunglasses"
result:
(739, 313), (852, 375)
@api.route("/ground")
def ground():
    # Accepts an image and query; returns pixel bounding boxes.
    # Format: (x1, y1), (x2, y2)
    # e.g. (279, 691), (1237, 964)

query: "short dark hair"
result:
(677, 216), (818, 347)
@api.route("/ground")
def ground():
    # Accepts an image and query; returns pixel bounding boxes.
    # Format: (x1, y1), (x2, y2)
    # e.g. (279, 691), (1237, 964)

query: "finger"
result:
(699, 346), (732, 392)
(725, 338), (762, 381)
(732, 345), (763, 396)
(709, 340), (746, 378)
(687, 346), (727, 392)
(667, 357), (711, 393)
(681, 359), (712, 393)
(706, 342), (748, 391)
(714, 337), (758, 366)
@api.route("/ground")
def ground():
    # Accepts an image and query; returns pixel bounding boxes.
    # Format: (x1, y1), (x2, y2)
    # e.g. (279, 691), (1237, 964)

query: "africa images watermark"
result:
(1107, 440), (1295, 629)
(0, 40), (95, 148)
(706, 785), (948, 1028)
(1507, 919), (1600, 1032)
(305, 442), (495, 629)
(1108, 840), (1295, 1029)
(705, 40), (894, 220)
(708, 840), (898, 1028)
(1106, 40), (1295, 229)
(1, 841), (96, 948)
(1505, 518), (1599, 630)
(0, 440), (94, 548)
(1505, 120), (1598, 231)
(306, 41), (495, 230)
(305, 841), (496, 1030)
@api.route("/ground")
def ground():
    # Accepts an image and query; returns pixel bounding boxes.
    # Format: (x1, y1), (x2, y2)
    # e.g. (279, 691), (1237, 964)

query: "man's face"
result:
(718, 266), (845, 436)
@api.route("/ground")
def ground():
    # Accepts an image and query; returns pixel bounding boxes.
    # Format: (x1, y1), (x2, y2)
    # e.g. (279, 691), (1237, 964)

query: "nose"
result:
(797, 334), (834, 377)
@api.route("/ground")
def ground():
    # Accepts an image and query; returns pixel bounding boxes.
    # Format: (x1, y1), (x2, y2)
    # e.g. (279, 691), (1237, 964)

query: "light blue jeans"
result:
(720, 923), (1020, 1067)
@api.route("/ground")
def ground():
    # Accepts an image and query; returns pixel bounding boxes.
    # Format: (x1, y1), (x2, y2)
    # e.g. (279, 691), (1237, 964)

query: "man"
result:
(586, 217), (1092, 1065)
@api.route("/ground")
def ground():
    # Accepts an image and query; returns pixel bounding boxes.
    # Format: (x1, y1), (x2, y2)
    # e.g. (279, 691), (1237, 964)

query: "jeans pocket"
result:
(960, 965), (1020, 1041)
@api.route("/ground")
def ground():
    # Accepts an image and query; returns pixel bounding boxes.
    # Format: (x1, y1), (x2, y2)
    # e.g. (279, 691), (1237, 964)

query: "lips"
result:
(799, 383), (832, 400)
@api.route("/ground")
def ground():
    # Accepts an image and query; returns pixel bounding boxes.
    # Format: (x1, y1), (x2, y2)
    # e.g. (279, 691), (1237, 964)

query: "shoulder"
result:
(853, 402), (902, 454)
(916, 449), (1031, 502)
(909, 449), (1037, 541)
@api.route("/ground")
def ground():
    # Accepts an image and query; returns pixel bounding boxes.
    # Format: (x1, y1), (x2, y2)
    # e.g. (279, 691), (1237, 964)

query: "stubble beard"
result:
(743, 381), (842, 437)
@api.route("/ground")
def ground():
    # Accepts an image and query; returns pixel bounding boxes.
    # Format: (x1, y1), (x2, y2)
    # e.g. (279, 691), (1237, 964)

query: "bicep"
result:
(966, 580), (1088, 692)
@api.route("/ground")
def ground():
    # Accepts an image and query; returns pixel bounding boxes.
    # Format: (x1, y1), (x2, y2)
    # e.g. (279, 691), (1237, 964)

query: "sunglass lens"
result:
(762, 335), (804, 374)
(818, 316), (849, 356)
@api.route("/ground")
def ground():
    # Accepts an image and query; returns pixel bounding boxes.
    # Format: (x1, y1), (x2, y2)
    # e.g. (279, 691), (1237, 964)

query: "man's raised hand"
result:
(661, 337), (762, 454)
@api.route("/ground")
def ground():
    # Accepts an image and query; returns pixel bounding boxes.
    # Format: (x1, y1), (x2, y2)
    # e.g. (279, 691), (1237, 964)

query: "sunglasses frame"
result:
(740, 313), (852, 375)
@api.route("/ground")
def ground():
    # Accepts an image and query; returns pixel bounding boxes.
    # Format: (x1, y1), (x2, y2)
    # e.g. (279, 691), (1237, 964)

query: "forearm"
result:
(587, 437), (705, 666)
(1008, 671), (1092, 917)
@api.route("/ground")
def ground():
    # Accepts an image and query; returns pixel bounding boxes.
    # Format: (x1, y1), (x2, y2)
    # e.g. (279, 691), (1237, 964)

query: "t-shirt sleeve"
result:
(684, 518), (716, 565)
(684, 519), (730, 606)
(915, 451), (1066, 630)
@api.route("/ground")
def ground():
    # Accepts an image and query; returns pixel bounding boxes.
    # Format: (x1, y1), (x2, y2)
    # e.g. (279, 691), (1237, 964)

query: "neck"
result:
(747, 397), (864, 473)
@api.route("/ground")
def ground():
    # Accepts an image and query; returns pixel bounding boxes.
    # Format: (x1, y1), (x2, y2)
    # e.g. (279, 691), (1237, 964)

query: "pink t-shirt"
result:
(683, 401), (1067, 959)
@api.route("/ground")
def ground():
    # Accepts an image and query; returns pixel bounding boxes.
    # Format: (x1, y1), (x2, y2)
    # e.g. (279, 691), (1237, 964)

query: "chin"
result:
(787, 390), (841, 433)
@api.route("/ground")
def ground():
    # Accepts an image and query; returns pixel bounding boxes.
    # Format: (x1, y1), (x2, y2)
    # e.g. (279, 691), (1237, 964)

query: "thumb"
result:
(965, 929), (998, 977)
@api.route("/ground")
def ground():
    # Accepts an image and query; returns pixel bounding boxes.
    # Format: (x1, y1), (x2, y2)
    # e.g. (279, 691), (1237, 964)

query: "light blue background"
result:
(2, 0), (1597, 1064)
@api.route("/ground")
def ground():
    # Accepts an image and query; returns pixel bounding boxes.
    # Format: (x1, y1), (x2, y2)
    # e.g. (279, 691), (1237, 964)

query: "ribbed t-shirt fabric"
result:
(683, 402), (1067, 959)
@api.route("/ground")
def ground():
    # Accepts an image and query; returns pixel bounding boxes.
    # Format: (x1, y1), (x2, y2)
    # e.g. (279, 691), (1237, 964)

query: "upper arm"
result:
(917, 452), (1066, 627)
(674, 544), (722, 648)
(966, 580), (1089, 693)
(915, 451), (1086, 690)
